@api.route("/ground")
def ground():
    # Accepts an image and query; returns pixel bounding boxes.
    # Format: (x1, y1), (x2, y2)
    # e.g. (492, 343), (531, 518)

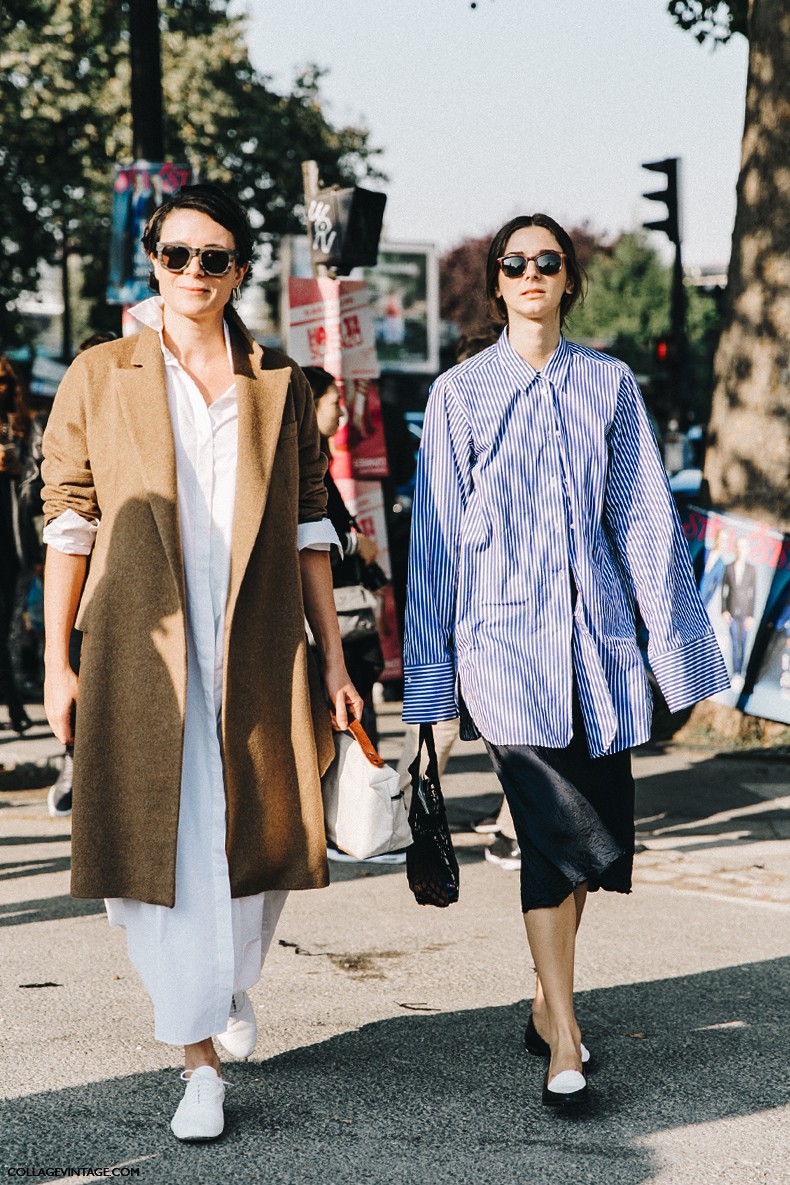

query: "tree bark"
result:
(703, 0), (790, 530)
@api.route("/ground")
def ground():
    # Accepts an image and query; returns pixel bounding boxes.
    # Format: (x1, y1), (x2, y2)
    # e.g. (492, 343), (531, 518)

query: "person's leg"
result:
(531, 883), (587, 1037)
(184, 1038), (221, 1073)
(524, 891), (584, 1080)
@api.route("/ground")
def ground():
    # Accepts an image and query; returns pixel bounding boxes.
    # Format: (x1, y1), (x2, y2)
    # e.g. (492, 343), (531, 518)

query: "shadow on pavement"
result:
(0, 894), (103, 926)
(635, 752), (790, 853)
(1, 956), (788, 1184)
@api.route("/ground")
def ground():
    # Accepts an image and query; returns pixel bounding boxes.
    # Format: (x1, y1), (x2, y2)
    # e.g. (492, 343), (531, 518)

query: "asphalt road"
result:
(1, 702), (789, 1185)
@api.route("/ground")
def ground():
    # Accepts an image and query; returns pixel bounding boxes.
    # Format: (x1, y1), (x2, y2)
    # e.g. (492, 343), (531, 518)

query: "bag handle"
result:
(418, 722), (438, 766)
(347, 718), (385, 768)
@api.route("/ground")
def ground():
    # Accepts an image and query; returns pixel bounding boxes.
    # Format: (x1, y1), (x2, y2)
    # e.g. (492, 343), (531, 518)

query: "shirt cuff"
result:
(402, 661), (459, 723)
(43, 509), (99, 555)
(297, 518), (342, 555)
(649, 632), (731, 713)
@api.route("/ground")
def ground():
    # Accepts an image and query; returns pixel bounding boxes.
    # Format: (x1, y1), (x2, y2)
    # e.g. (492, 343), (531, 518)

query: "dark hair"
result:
(77, 331), (117, 354)
(0, 354), (31, 438)
(302, 366), (337, 402)
(485, 214), (586, 327)
(141, 183), (255, 292)
(455, 329), (499, 363)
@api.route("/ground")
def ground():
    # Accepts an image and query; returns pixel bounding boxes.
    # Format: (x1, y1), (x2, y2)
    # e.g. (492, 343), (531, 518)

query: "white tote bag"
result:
(322, 721), (413, 859)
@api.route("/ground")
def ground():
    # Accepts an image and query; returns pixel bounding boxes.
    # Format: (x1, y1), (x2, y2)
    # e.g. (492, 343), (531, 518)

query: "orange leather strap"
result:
(347, 719), (385, 767)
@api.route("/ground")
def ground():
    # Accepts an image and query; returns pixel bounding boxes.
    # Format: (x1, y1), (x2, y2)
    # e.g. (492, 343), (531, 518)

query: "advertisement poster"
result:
(107, 162), (191, 305)
(288, 277), (378, 380)
(683, 506), (790, 723)
(361, 243), (440, 373)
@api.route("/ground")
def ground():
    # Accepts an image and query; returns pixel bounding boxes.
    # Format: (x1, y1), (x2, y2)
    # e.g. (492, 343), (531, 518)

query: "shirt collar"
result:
(128, 295), (234, 371)
(496, 327), (572, 392)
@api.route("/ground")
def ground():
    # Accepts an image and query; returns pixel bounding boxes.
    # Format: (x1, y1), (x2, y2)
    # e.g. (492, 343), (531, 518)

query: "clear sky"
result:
(243, 0), (748, 267)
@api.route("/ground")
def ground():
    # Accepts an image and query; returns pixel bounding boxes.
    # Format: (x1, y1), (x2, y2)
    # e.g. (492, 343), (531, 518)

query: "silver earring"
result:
(232, 285), (242, 305)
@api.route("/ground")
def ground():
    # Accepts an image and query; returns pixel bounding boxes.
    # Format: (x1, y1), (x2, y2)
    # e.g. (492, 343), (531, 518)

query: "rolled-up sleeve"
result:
(604, 370), (729, 711)
(297, 517), (341, 554)
(41, 356), (99, 527)
(403, 378), (473, 723)
(43, 509), (99, 555)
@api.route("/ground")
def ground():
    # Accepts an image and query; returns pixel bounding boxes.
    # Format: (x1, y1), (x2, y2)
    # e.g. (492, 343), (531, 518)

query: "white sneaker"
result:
(170, 1066), (227, 1141)
(216, 990), (256, 1059)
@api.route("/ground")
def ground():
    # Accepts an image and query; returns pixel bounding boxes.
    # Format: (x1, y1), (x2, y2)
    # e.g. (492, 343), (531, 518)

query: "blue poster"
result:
(107, 161), (192, 305)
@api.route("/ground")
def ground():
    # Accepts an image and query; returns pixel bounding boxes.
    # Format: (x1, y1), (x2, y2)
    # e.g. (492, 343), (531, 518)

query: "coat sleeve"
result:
(603, 370), (729, 712)
(41, 355), (100, 526)
(402, 377), (473, 723)
(290, 364), (328, 525)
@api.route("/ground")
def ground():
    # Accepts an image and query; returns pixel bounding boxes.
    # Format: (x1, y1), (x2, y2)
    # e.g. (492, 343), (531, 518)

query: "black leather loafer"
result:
(542, 1068), (589, 1108)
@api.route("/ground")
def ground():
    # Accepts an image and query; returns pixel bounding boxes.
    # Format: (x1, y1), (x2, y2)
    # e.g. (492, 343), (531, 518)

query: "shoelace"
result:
(179, 1069), (235, 1095)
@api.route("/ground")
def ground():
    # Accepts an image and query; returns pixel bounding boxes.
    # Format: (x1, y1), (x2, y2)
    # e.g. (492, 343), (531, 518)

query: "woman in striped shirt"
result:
(403, 214), (728, 1107)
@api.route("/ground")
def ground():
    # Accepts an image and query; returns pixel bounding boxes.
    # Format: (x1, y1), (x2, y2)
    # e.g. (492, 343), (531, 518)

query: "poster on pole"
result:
(288, 277), (379, 380)
(107, 161), (192, 305)
(683, 506), (790, 723)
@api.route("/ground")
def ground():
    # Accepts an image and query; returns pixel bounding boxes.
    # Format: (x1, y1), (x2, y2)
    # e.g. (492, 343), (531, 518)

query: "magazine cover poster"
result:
(685, 507), (785, 714)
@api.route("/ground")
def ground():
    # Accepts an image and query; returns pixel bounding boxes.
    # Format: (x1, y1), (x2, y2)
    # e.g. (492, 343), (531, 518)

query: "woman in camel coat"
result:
(42, 184), (360, 1140)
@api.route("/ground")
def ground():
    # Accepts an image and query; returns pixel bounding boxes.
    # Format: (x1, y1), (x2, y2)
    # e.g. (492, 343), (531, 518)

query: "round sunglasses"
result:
(156, 242), (239, 277)
(498, 251), (566, 279)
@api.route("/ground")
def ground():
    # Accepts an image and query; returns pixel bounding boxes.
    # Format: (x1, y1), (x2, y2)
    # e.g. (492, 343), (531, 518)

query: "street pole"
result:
(60, 215), (72, 362)
(129, 0), (164, 161)
(301, 160), (327, 279)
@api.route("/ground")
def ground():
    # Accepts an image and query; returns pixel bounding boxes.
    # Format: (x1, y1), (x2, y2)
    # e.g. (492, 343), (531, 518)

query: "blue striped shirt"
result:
(402, 330), (729, 756)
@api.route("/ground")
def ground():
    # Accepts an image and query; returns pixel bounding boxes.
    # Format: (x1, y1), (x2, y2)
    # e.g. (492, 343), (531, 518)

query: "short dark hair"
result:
(141, 183), (255, 267)
(485, 214), (586, 327)
(302, 366), (337, 402)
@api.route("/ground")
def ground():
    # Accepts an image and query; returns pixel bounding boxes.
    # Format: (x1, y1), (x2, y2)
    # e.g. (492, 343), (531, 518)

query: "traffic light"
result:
(642, 158), (680, 246)
(306, 185), (387, 275)
(655, 335), (678, 366)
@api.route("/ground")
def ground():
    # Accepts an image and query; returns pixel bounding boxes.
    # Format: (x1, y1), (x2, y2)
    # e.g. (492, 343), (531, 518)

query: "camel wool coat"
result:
(41, 310), (335, 907)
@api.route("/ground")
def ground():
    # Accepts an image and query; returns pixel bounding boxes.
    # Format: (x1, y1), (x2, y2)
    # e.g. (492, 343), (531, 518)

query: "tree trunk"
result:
(703, 0), (790, 530)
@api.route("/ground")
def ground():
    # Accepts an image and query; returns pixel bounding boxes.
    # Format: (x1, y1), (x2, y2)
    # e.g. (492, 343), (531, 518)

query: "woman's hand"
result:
(45, 664), (79, 746)
(323, 657), (364, 731)
(355, 533), (378, 567)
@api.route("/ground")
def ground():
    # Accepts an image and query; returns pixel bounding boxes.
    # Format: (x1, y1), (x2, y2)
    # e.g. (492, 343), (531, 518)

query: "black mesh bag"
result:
(406, 724), (460, 907)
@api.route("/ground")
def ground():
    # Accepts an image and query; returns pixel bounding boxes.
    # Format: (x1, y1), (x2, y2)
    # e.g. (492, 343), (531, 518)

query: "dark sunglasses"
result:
(156, 242), (239, 276)
(498, 251), (566, 278)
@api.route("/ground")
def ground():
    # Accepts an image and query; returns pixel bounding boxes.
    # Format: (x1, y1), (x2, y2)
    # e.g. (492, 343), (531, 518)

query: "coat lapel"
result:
(115, 328), (185, 609)
(225, 313), (292, 629)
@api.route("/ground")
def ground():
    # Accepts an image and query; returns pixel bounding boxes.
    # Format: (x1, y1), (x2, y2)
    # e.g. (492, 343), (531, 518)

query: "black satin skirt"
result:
(483, 689), (635, 912)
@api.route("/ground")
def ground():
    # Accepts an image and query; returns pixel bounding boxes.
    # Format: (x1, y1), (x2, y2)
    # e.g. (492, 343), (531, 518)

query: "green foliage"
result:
(568, 233), (671, 355)
(0, 0), (383, 349)
(666, 0), (748, 44)
(567, 232), (723, 425)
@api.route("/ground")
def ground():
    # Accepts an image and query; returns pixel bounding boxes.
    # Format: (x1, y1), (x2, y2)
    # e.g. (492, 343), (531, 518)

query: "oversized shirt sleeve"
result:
(604, 370), (730, 712)
(402, 377), (473, 723)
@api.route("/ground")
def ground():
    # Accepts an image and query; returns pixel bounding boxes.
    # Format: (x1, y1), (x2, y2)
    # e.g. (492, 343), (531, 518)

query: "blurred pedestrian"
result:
(42, 183), (360, 1141)
(403, 213), (729, 1108)
(302, 366), (384, 745)
(0, 353), (35, 733)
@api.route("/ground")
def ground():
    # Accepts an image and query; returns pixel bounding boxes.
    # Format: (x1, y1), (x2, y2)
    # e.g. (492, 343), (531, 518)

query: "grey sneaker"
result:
(47, 753), (73, 817)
